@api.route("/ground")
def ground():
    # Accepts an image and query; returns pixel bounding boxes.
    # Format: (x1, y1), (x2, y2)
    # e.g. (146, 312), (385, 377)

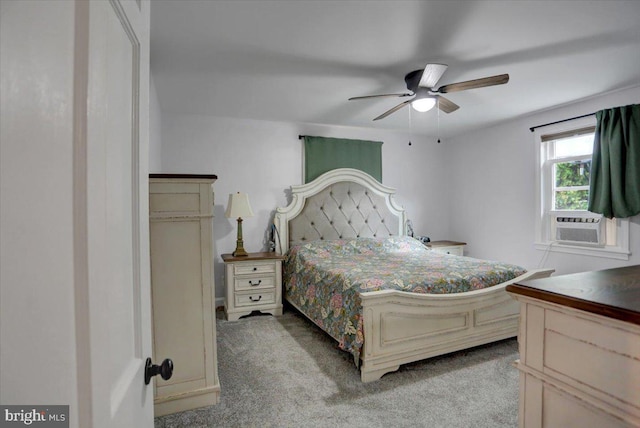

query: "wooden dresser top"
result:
(506, 265), (640, 325)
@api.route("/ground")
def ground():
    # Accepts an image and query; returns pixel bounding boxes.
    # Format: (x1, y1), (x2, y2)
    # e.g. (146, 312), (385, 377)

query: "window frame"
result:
(534, 117), (630, 260)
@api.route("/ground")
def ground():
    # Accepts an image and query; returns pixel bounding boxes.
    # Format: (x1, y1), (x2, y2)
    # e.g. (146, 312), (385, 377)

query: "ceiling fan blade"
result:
(437, 74), (509, 93)
(418, 63), (448, 88)
(373, 98), (414, 121)
(436, 96), (460, 113)
(348, 93), (412, 101)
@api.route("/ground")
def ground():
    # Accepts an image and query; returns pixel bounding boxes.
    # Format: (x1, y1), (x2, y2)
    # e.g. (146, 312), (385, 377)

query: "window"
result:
(534, 118), (630, 260)
(549, 134), (592, 210)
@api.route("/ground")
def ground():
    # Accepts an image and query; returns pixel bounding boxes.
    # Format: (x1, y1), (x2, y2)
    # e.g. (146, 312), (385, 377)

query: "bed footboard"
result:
(359, 268), (554, 382)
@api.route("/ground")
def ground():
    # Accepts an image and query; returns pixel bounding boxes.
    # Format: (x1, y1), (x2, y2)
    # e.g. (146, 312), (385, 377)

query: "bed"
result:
(274, 168), (554, 382)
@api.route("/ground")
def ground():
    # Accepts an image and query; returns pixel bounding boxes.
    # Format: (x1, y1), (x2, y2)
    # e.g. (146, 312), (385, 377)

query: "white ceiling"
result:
(150, 0), (640, 138)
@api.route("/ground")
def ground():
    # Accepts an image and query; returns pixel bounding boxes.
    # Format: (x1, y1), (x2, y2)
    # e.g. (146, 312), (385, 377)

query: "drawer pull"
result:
(249, 280), (262, 287)
(252, 267), (257, 271)
(249, 295), (262, 302)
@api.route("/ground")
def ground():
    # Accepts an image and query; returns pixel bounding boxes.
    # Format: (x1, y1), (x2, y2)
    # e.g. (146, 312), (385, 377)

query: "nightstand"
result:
(221, 252), (285, 321)
(426, 240), (466, 256)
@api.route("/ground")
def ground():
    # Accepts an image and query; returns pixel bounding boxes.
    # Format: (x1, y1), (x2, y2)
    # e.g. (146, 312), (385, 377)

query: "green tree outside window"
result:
(554, 160), (591, 210)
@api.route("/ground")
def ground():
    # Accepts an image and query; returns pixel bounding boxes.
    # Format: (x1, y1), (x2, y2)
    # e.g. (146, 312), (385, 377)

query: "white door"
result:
(79, 0), (154, 426)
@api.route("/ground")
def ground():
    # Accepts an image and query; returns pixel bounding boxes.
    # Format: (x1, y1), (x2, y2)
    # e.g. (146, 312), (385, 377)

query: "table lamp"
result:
(225, 192), (254, 257)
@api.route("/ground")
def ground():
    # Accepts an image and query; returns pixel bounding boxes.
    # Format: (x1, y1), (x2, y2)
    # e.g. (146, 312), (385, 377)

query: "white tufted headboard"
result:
(274, 168), (407, 254)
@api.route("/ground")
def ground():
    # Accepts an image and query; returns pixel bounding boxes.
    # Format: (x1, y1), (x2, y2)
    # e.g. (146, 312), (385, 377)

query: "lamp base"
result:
(233, 217), (249, 257)
(232, 247), (248, 257)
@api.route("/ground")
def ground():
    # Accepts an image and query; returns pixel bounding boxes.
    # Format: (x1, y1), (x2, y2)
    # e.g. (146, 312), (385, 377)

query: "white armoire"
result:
(149, 174), (220, 416)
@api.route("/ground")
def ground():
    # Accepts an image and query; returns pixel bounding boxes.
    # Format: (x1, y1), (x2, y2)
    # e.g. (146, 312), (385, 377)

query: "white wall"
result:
(159, 114), (451, 301)
(149, 72), (162, 172)
(447, 87), (640, 275)
(0, 0), (79, 417)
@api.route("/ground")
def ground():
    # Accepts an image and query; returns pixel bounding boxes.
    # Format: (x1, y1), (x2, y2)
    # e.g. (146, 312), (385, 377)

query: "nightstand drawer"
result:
(235, 291), (276, 307)
(431, 246), (464, 256)
(234, 262), (276, 276)
(234, 276), (275, 291)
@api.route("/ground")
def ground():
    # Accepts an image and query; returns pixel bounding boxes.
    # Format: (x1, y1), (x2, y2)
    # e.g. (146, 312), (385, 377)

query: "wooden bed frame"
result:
(274, 168), (554, 382)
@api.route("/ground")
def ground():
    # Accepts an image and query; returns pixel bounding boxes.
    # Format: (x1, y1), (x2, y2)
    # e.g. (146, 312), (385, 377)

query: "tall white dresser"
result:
(507, 266), (640, 428)
(149, 174), (220, 416)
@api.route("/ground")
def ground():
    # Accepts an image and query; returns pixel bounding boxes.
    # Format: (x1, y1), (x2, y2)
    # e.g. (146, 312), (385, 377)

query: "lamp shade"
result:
(225, 192), (254, 219)
(411, 97), (436, 112)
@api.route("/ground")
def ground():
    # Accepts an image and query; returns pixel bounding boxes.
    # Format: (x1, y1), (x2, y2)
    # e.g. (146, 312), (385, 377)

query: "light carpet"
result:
(155, 309), (519, 428)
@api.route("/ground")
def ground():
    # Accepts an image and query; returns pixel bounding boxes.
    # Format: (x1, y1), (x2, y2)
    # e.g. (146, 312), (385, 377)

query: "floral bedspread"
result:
(283, 236), (526, 363)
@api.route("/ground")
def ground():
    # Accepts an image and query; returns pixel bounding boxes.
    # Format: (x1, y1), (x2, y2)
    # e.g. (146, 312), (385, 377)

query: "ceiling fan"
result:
(348, 64), (509, 121)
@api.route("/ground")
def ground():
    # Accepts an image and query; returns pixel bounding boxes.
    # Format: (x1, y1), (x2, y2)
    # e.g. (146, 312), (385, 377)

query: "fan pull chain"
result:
(408, 107), (413, 146)
(437, 98), (441, 143)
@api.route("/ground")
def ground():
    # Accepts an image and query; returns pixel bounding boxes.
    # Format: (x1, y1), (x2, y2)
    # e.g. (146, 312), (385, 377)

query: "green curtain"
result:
(588, 104), (640, 218)
(303, 136), (383, 183)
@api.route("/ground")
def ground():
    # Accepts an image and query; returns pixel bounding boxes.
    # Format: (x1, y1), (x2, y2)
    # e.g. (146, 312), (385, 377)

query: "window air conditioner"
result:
(555, 215), (604, 245)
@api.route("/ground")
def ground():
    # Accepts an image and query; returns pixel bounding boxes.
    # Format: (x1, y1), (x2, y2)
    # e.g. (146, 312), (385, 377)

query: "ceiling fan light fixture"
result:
(349, 64), (508, 120)
(411, 97), (436, 112)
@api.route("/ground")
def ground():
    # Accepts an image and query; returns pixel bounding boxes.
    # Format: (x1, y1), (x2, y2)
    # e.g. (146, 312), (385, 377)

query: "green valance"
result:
(303, 136), (383, 183)
(588, 104), (640, 218)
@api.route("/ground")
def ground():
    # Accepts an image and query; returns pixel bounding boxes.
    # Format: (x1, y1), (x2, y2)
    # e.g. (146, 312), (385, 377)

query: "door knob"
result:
(144, 357), (173, 385)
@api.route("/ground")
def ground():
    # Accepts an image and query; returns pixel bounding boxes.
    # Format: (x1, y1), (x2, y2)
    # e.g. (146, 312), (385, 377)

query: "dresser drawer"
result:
(235, 291), (276, 307)
(234, 262), (276, 276)
(234, 276), (275, 291)
(542, 309), (640, 407)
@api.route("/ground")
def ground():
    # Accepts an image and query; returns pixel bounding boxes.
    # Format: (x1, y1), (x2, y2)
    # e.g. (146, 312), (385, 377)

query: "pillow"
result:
(290, 235), (427, 257)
